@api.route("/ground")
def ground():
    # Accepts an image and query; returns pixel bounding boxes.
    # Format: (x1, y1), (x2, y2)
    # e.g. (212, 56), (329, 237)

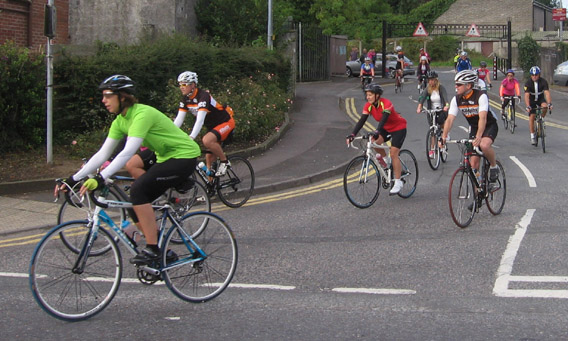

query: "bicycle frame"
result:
(350, 136), (393, 183)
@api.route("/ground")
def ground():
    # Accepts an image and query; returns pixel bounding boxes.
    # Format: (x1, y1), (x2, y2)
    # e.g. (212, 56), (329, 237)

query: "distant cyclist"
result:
(175, 71), (235, 176)
(499, 69), (521, 120)
(395, 46), (405, 82)
(524, 66), (552, 145)
(441, 70), (500, 185)
(360, 56), (375, 86)
(416, 56), (430, 90)
(456, 51), (472, 72)
(346, 83), (407, 195)
(476, 61), (492, 89)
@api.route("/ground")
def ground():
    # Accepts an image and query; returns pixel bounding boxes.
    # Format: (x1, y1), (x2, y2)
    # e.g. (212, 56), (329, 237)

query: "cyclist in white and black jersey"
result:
(524, 66), (552, 145)
(441, 70), (500, 184)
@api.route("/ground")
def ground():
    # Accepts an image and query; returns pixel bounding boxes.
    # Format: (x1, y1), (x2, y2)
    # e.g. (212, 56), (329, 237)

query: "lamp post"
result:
(267, 0), (273, 50)
(44, 0), (56, 164)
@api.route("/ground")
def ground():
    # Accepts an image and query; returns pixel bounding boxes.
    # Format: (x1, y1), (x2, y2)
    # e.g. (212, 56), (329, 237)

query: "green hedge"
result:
(0, 41), (46, 150)
(1, 35), (293, 156)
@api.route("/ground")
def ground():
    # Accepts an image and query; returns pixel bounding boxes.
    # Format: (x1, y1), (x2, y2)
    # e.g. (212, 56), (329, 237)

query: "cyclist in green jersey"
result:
(61, 75), (201, 265)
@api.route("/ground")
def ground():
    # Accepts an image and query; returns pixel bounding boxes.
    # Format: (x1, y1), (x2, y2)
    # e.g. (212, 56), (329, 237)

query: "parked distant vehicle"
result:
(346, 54), (414, 78)
(553, 60), (568, 86)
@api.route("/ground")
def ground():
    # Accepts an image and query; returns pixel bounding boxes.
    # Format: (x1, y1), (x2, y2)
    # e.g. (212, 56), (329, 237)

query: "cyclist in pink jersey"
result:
(499, 69), (521, 120)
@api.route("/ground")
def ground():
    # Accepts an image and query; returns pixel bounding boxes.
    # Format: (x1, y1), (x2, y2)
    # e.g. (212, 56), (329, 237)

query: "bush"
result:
(51, 35), (293, 156)
(0, 41), (46, 151)
(518, 34), (540, 80)
(427, 36), (459, 62)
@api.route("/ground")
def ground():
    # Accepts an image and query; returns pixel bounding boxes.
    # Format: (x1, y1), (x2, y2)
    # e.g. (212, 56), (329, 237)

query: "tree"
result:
(518, 35), (540, 79)
(534, 0), (561, 8)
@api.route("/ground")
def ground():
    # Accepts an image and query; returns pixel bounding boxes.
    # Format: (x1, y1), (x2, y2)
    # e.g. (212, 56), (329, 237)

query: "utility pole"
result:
(267, 0), (273, 50)
(45, 0), (56, 165)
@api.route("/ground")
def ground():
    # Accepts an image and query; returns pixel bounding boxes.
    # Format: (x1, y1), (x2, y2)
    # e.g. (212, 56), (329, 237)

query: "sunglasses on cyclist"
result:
(179, 83), (192, 87)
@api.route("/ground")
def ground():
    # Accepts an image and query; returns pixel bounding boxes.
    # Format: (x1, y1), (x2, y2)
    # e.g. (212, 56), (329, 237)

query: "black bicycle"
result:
(501, 96), (519, 134)
(422, 108), (448, 170)
(531, 106), (551, 153)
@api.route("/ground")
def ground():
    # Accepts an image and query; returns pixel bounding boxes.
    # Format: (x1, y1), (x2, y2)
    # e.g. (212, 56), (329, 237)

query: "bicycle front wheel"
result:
(29, 221), (122, 321)
(217, 156), (255, 208)
(426, 128), (441, 170)
(539, 119), (546, 153)
(509, 105), (515, 134)
(484, 160), (506, 215)
(343, 155), (381, 208)
(162, 212), (238, 303)
(398, 150), (418, 198)
(58, 187), (126, 255)
(449, 167), (476, 228)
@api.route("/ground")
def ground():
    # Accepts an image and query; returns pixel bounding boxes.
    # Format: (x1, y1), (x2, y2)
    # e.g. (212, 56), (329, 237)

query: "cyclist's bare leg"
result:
(529, 111), (536, 134)
(126, 154), (145, 179)
(540, 102), (548, 117)
(133, 203), (158, 244)
(470, 137), (496, 170)
(203, 131), (227, 169)
(372, 136), (387, 158)
(390, 146), (401, 179)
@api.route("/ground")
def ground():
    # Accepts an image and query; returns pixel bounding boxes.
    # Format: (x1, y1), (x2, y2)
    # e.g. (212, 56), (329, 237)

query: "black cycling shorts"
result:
(528, 100), (547, 115)
(130, 158), (196, 205)
(377, 128), (406, 149)
(469, 122), (498, 141)
(136, 148), (157, 170)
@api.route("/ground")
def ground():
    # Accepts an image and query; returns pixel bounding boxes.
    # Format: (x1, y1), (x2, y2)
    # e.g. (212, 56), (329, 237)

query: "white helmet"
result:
(395, 46), (402, 52)
(177, 71), (198, 84)
(460, 51), (467, 57)
(364, 56), (371, 61)
(455, 70), (478, 84)
(420, 56), (428, 61)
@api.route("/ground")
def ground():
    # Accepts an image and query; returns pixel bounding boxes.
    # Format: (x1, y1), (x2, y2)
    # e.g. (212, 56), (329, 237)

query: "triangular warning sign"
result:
(413, 22), (429, 37)
(466, 24), (481, 37)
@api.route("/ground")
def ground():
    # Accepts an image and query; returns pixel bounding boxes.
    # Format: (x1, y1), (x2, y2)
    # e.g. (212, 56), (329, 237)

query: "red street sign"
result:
(553, 8), (566, 21)
(413, 22), (429, 37)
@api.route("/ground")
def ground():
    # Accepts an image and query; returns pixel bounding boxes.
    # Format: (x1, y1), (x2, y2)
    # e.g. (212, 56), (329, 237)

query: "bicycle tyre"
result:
(502, 107), (508, 130)
(29, 221), (122, 321)
(484, 159), (506, 215)
(162, 212), (238, 303)
(216, 156), (255, 208)
(509, 105), (515, 134)
(426, 128), (441, 170)
(343, 155), (381, 208)
(397, 150), (418, 198)
(539, 119), (546, 153)
(58, 187), (126, 255)
(448, 167), (476, 228)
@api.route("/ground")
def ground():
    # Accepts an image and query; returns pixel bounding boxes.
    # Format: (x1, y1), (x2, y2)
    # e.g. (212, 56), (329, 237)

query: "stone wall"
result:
(68, 0), (197, 46)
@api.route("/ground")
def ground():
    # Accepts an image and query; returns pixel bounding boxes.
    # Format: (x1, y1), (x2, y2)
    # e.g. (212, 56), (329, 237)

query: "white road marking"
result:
(509, 156), (537, 187)
(494, 209), (568, 298)
(332, 288), (416, 295)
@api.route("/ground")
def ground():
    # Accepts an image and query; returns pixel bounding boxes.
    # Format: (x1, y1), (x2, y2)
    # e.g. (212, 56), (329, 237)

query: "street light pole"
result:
(45, 0), (55, 165)
(267, 0), (273, 50)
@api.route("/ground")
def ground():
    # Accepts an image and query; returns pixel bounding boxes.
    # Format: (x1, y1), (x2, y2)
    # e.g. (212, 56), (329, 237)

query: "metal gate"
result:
(296, 23), (330, 82)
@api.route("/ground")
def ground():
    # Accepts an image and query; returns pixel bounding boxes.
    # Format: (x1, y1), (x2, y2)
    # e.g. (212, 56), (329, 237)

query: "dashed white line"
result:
(332, 287), (416, 295)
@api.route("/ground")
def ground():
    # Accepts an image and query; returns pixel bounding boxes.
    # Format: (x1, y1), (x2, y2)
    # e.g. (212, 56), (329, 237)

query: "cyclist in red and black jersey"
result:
(346, 83), (407, 195)
(524, 66), (552, 145)
(442, 70), (500, 184)
(175, 71), (235, 176)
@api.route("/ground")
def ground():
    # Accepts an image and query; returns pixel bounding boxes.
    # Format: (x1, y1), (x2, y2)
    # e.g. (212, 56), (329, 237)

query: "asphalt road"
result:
(2, 71), (568, 339)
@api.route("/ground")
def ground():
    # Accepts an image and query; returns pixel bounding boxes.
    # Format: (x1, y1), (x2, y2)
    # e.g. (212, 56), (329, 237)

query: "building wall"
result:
(0, 0), (69, 48)
(68, 0), (197, 46)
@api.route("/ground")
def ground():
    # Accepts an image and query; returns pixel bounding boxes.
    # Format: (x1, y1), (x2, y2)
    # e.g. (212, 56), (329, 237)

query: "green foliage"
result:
(518, 34), (540, 79)
(534, 0), (561, 7)
(0, 41), (46, 152)
(427, 35), (459, 61)
(406, 0), (457, 24)
(51, 35), (292, 155)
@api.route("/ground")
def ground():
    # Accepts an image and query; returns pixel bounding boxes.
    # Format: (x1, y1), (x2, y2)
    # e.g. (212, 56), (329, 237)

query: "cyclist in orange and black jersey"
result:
(442, 70), (500, 184)
(175, 71), (235, 176)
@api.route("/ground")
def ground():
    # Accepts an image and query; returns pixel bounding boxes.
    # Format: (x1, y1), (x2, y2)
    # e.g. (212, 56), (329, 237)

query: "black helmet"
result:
(426, 70), (438, 79)
(480, 61), (487, 67)
(364, 83), (383, 95)
(98, 75), (135, 94)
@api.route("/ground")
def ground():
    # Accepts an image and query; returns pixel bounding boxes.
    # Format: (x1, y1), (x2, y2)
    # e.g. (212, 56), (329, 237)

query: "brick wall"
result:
(0, 0), (69, 48)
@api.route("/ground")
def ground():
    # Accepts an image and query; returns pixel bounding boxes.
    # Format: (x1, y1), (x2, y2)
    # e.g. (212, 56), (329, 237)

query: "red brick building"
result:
(0, 0), (69, 48)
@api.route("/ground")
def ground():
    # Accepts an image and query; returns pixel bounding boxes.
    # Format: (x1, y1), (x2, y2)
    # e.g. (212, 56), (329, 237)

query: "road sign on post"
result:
(466, 24), (481, 37)
(413, 22), (429, 37)
(553, 8), (566, 21)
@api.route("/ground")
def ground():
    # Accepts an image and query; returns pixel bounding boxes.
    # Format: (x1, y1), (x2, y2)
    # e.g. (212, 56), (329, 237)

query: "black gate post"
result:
(507, 19), (512, 70)
(382, 20), (387, 78)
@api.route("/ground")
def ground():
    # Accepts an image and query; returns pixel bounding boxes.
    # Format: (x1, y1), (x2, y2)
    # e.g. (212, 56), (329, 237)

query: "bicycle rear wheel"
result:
(162, 212), (237, 303)
(449, 167), (476, 228)
(484, 160), (506, 215)
(426, 128), (441, 170)
(217, 156), (255, 208)
(397, 150), (418, 198)
(343, 155), (381, 208)
(29, 221), (122, 321)
(502, 107), (508, 130)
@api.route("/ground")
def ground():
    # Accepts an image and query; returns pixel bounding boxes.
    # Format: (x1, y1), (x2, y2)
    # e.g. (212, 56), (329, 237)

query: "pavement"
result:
(0, 75), (374, 236)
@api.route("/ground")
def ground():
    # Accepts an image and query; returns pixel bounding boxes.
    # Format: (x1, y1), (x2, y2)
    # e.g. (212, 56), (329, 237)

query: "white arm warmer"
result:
(99, 136), (143, 179)
(173, 109), (187, 128)
(72, 138), (119, 180)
